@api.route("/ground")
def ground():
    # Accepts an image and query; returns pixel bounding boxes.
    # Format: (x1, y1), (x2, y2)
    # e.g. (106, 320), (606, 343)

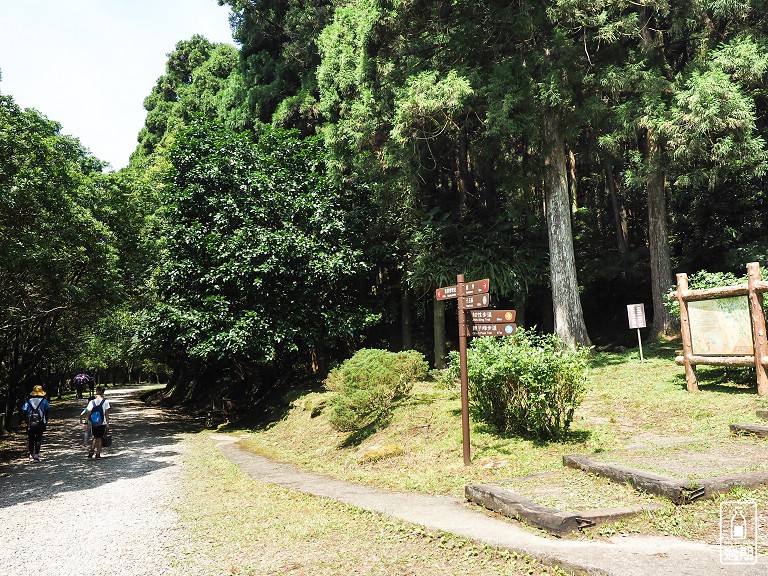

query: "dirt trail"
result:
(0, 387), (201, 576)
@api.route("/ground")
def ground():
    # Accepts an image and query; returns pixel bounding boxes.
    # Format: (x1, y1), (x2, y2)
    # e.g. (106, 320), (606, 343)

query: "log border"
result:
(562, 454), (702, 504)
(730, 423), (768, 438)
(467, 447), (768, 534)
(465, 483), (584, 535)
(563, 452), (768, 504)
(464, 482), (659, 535)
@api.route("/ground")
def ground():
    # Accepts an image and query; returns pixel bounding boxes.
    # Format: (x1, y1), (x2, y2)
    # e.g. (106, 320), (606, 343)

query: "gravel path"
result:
(0, 387), (197, 576)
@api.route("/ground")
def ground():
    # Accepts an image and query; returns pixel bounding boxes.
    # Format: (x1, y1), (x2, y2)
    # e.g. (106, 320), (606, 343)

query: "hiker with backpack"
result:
(81, 386), (110, 459)
(21, 385), (50, 462)
(73, 373), (86, 399)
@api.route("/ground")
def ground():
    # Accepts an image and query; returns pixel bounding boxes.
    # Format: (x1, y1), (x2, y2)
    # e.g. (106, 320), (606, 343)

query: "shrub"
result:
(665, 270), (745, 319)
(444, 329), (589, 440)
(325, 349), (429, 432)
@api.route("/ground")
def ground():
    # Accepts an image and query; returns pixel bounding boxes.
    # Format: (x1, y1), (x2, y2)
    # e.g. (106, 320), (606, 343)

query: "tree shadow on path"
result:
(0, 386), (203, 509)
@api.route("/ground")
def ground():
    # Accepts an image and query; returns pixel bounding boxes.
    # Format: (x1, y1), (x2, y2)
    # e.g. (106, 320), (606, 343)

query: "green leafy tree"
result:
(0, 95), (120, 429)
(134, 35), (240, 161)
(140, 119), (377, 402)
(221, 0), (332, 129)
(573, 1), (768, 337)
(315, 0), (592, 346)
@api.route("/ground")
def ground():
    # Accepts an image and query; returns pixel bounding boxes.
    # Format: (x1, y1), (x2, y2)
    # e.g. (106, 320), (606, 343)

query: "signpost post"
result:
(627, 304), (646, 362)
(435, 276), (516, 465)
(456, 275), (471, 466)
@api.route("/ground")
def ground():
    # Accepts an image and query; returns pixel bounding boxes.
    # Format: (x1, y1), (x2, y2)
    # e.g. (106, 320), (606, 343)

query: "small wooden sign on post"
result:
(627, 304), (646, 362)
(435, 276), (516, 466)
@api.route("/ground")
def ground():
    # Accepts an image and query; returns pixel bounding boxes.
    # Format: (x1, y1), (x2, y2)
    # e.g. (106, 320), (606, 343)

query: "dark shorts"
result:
(91, 425), (107, 438)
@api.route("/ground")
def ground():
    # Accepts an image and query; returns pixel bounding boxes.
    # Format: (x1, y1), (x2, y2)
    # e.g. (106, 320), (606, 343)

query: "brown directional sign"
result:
(437, 274), (495, 466)
(465, 322), (517, 337)
(466, 309), (516, 324)
(460, 293), (490, 310)
(435, 285), (459, 300)
(459, 278), (490, 296)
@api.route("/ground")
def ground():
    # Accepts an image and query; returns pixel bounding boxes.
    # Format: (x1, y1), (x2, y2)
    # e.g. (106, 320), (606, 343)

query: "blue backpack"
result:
(89, 399), (106, 426)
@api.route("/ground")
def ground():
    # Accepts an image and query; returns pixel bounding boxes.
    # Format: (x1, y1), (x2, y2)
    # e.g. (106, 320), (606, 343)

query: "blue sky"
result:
(0, 0), (235, 170)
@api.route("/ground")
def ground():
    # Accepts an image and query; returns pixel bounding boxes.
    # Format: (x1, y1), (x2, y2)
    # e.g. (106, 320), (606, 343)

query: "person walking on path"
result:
(21, 385), (50, 462)
(72, 373), (86, 399)
(82, 386), (110, 459)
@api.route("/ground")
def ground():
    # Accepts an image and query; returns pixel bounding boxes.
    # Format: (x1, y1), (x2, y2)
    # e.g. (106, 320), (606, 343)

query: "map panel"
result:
(688, 297), (753, 356)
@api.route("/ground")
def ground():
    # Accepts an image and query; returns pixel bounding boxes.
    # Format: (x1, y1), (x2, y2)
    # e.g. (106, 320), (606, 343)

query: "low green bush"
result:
(665, 270), (745, 319)
(325, 349), (429, 432)
(444, 328), (589, 440)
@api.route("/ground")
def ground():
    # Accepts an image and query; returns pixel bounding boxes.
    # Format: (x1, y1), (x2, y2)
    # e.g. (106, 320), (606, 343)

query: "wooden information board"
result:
(688, 297), (753, 356)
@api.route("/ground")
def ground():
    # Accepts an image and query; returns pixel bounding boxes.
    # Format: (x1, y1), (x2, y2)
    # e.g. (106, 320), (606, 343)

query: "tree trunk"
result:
(568, 148), (578, 216)
(456, 130), (471, 212)
(401, 285), (413, 350)
(636, 7), (676, 338)
(433, 298), (446, 369)
(311, 340), (328, 375)
(543, 110), (591, 347)
(3, 385), (14, 432)
(3, 375), (22, 433)
(646, 130), (676, 338)
(602, 158), (629, 262)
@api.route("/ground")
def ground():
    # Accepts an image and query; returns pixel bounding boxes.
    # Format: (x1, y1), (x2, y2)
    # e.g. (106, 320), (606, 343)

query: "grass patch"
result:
(177, 433), (573, 576)
(594, 487), (768, 550)
(591, 437), (768, 479)
(497, 469), (657, 512)
(234, 340), (768, 543)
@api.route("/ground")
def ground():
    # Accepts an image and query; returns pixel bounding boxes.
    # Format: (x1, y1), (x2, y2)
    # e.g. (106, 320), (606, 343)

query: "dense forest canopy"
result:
(2, 0), (768, 427)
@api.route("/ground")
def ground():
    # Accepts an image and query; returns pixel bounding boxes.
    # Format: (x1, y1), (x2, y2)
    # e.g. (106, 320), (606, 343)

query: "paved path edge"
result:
(212, 434), (765, 576)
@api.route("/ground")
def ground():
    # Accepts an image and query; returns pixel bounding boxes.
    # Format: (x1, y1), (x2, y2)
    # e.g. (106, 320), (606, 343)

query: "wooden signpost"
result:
(435, 275), (517, 465)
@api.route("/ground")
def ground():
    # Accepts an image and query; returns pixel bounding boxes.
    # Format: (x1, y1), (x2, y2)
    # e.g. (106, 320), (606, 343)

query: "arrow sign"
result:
(460, 278), (490, 296)
(466, 309), (516, 324)
(436, 285), (459, 300)
(465, 323), (517, 337)
(460, 293), (490, 309)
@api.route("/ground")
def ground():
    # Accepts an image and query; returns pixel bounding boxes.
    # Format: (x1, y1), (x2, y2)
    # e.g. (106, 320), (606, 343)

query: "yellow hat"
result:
(30, 385), (46, 397)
